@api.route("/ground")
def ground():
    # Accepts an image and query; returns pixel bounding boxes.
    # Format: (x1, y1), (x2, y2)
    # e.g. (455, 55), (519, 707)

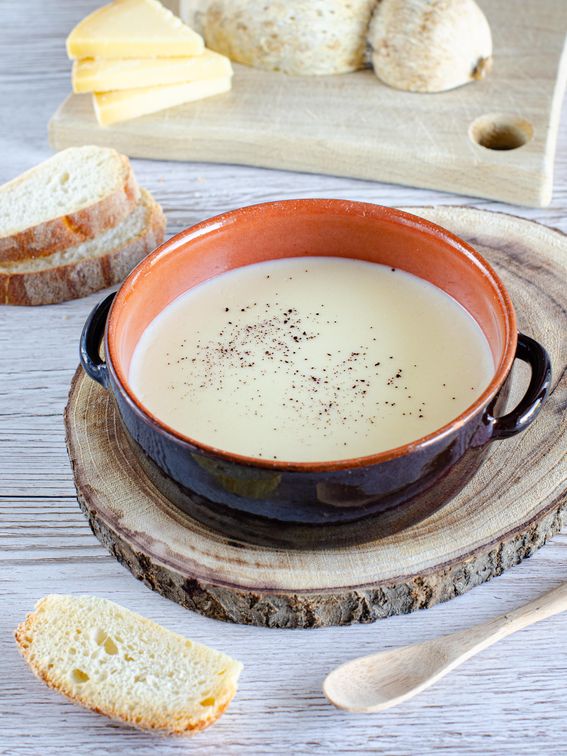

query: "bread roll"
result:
(183, 0), (376, 75)
(368, 0), (492, 92)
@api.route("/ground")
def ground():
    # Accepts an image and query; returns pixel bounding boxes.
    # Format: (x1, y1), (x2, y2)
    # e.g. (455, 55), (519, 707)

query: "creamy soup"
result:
(129, 257), (494, 462)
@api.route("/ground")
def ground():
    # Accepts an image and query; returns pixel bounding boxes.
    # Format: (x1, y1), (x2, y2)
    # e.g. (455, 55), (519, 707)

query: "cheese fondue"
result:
(129, 257), (494, 462)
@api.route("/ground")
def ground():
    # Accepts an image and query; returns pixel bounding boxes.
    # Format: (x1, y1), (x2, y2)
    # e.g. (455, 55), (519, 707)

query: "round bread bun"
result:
(185, 0), (376, 75)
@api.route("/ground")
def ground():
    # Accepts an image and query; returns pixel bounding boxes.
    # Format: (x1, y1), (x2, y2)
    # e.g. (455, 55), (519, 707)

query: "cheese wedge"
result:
(73, 49), (232, 93)
(67, 0), (205, 59)
(93, 76), (232, 126)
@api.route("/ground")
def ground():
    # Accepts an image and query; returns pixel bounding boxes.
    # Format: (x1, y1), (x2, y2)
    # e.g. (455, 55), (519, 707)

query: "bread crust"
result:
(1, 194), (165, 306)
(0, 155), (141, 263)
(15, 596), (239, 736)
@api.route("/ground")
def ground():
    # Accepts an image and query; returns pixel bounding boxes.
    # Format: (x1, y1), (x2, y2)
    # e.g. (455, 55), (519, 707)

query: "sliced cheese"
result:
(73, 49), (232, 93)
(67, 0), (204, 60)
(93, 76), (232, 126)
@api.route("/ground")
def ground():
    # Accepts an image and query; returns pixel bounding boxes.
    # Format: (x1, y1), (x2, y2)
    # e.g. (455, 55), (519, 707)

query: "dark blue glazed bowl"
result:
(80, 201), (551, 546)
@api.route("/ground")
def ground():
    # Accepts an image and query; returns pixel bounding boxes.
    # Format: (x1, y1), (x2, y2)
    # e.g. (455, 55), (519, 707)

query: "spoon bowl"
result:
(324, 635), (472, 713)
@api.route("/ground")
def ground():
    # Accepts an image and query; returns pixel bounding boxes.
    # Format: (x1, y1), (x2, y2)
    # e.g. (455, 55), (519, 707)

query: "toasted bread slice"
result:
(15, 595), (243, 736)
(0, 146), (140, 262)
(1, 188), (165, 306)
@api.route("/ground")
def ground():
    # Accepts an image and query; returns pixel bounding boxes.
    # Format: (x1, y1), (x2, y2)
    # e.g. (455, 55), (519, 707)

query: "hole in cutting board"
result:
(469, 113), (534, 151)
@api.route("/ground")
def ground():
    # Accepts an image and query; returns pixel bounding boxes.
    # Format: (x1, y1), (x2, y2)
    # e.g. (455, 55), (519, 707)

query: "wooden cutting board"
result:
(49, 1), (567, 208)
(64, 207), (567, 628)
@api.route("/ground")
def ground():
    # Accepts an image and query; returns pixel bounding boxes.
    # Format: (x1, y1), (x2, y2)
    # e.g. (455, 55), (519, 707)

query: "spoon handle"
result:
(482, 581), (567, 640)
(448, 581), (567, 661)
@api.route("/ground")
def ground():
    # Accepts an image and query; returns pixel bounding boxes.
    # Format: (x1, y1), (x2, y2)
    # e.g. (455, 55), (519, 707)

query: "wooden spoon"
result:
(324, 582), (567, 713)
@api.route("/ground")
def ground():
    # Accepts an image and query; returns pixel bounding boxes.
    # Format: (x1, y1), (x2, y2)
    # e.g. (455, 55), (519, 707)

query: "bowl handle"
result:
(488, 333), (551, 440)
(79, 292), (116, 389)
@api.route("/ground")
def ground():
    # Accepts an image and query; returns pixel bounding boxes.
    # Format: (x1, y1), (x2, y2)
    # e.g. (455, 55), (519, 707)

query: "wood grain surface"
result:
(64, 206), (567, 628)
(48, 0), (567, 207)
(2, 1), (567, 753)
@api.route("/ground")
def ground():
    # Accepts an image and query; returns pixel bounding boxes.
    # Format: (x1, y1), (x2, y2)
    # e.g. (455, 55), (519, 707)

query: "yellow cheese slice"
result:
(67, 0), (204, 60)
(93, 76), (232, 126)
(73, 49), (232, 93)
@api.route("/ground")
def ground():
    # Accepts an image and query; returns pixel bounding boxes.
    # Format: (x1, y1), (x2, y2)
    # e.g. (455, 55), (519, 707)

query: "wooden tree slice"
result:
(65, 207), (567, 628)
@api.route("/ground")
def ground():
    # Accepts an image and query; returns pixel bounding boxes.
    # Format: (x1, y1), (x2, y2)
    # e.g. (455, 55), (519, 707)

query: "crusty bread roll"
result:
(183, 0), (376, 75)
(368, 0), (492, 92)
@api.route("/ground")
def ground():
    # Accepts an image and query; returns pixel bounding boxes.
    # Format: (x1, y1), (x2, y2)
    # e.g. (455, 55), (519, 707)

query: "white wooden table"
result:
(1, 2), (566, 753)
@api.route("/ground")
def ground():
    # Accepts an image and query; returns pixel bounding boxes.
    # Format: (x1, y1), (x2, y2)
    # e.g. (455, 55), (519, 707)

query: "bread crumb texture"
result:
(15, 595), (243, 735)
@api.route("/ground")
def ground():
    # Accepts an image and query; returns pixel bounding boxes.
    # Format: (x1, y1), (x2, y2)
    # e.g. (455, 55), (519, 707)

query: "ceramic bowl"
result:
(80, 200), (551, 546)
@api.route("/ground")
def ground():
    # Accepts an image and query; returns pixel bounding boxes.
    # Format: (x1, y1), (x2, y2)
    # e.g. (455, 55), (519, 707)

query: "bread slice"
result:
(0, 146), (140, 263)
(1, 188), (165, 306)
(15, 595), (243, 736)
